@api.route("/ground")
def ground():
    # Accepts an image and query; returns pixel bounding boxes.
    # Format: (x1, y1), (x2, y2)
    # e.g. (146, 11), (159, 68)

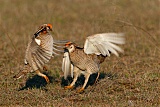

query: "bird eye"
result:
(70, 45), (74, 49)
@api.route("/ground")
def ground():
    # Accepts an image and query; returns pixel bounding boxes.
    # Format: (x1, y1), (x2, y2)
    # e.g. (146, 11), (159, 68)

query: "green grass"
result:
(0, 0), (159, 106)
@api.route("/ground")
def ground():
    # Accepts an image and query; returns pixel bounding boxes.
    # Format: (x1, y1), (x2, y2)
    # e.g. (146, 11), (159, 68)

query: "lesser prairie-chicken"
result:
(62, 33), (125, 92)
(14, 24), (65, 83)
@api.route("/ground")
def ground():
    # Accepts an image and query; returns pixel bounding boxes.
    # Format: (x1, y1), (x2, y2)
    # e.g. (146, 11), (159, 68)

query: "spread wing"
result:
(84, 33), (125, 57)
(62, 52), (73, 79)
(25, 35), (53, 70)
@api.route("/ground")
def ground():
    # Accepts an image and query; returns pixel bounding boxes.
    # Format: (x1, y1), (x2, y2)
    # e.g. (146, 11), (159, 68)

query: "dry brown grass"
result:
(0, 0), (159, 106)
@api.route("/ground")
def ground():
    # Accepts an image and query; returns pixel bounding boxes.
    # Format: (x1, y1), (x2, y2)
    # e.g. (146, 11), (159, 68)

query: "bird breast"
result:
(69, 49), (100, 72)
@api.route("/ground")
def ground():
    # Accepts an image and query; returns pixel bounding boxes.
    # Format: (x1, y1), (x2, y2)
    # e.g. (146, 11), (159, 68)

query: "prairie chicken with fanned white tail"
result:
(14, 24), (65, 83)
(62, 33), (125, 93)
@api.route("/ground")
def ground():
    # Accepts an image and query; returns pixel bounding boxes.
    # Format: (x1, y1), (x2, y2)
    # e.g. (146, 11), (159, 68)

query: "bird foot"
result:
(77, 88), (84, 93)
(64, 85), (74, 90)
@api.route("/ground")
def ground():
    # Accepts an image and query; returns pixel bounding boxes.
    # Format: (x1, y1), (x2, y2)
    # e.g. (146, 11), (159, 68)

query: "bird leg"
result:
(64, 72), (78, 90)
(64, 85), (74, 90)
(64, 67), (79, 90)
(36, 70), (49, 83)
(94, 72), (100, 84)
(77, 73), (90, 93)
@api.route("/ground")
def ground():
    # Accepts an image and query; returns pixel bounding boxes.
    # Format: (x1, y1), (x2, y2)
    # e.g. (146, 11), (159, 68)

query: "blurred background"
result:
(0, 0), (159, 106)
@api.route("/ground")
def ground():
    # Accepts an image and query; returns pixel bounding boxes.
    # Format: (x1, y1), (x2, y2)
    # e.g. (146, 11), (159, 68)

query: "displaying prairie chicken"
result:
(62, 33), (125, 92)
(14, 24), (64, 83)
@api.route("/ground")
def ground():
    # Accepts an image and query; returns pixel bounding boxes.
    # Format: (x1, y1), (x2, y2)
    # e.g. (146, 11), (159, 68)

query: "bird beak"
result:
(64, 48), (69, 53)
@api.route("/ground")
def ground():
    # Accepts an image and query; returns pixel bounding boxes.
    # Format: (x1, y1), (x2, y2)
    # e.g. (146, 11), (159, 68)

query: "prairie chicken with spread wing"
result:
(62, 33), (125, 92)
(14, 24), (65, 83)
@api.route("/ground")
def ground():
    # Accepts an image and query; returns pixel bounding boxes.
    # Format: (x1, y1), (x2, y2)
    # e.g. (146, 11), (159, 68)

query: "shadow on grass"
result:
(61, 72), (117, 89)
(18, 72), (54, 91)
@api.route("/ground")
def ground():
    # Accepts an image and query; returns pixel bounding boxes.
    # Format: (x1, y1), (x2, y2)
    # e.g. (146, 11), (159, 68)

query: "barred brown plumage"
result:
(62, 33), (125, 93)
(14, 24), (66, 83)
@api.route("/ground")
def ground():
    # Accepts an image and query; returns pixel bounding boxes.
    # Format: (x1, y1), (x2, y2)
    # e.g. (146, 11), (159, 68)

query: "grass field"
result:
(0, 0), (159, 106)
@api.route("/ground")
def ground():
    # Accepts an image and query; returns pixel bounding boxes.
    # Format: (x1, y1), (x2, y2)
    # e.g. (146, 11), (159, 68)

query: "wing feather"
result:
(32, 53), (43, 70)
(104, 42), (119, 56)
(107, 42), (124, 53)
(94, 43), (107, 56)
(84, 39), (101, 55)
(84, 33), (125, 56)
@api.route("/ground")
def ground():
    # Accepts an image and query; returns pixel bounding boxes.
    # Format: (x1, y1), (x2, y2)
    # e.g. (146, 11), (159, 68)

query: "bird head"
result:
(34, 24), (52, 38)
(64, 42), (76, 53)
